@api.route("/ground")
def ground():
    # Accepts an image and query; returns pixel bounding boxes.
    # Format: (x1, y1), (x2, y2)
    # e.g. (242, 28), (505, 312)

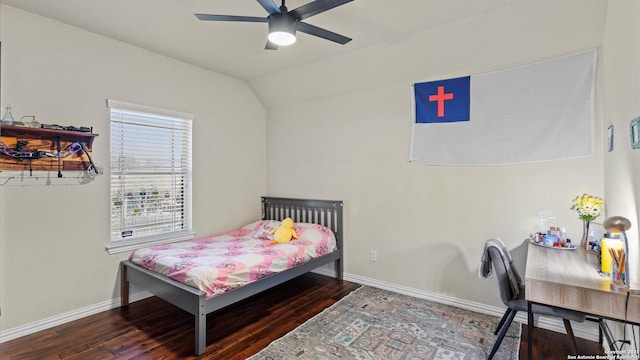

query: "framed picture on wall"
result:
(631, 116), (640, 149)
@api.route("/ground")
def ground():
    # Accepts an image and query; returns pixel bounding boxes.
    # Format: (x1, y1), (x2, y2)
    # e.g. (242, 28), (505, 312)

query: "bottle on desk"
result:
(559, 227), (568, 247)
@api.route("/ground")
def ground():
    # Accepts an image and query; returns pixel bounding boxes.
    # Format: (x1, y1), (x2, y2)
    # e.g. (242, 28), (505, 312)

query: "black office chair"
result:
(482, 238), (586, 359)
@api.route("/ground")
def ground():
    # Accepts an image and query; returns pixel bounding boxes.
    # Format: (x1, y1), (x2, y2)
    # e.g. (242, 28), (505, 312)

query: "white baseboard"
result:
(0, 291), (152, 343)
(1, 269), (600, 344)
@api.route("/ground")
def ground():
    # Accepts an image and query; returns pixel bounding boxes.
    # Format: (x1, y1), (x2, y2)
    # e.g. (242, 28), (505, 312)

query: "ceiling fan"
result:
(195, 0), (353, 50)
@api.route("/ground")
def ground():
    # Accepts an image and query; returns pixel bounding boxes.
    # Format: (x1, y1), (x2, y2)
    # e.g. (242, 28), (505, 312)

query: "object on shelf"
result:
(0, 124), (99, 174)
(20, 115), (40, 128)
(1, 105), (15, 125)
(40, 124), (92, 132)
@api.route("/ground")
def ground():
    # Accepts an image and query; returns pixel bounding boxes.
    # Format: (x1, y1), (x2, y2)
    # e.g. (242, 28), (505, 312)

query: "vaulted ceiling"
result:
(0, 0), (607, 108)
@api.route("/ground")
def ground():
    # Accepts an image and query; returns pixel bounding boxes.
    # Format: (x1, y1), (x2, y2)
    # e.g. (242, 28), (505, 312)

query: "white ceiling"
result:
(0, 1), (518, 79)
(0, 0), (606, 107)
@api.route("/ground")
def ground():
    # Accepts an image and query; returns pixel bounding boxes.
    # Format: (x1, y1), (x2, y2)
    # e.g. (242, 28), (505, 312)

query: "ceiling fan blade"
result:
(265, 40), (279, 50)
(297, 22), (351, 44)
(256, 0), (281, 15)
(290, 0), (353, 20)
(195, 14), (268, 23)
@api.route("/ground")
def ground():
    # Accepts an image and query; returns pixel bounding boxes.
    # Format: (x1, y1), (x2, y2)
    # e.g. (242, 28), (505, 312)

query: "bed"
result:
(120, 197), (344, 355)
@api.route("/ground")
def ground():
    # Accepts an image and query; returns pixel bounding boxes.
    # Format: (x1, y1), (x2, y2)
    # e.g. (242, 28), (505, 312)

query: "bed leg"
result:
(120, 263), (130, 307)
(195, 296), (206, 355)
(335, 258), (344, 280)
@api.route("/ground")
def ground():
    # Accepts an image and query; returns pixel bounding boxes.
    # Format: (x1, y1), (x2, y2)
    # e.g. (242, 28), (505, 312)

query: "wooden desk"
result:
(526, 242), (640, 323)
(525, 242), (640, 358)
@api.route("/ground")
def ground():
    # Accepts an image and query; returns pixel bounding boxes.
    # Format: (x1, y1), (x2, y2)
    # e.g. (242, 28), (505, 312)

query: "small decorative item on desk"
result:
(571, 193), (603, 249)
(528, 232), (576, 250)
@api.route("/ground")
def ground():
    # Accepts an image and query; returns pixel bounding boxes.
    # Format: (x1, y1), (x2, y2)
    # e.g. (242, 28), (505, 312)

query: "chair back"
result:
(486, 240), (523, 306)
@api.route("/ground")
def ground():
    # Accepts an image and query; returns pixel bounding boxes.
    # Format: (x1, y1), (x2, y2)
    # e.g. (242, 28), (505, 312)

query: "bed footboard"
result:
(120, 262), (130, 307)
(121, 260), (208, 354)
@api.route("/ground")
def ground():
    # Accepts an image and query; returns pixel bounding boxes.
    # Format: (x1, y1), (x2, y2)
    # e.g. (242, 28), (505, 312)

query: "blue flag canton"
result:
(414, 76), (470, 123)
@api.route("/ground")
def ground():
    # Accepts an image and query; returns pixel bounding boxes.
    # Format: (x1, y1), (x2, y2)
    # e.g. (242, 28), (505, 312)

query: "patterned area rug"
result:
(249, 286), (520, 360)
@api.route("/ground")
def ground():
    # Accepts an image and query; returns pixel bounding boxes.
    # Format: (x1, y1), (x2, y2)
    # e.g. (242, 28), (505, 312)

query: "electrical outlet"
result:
(539, 210), (556, 221)
(370, 250), (377, 262)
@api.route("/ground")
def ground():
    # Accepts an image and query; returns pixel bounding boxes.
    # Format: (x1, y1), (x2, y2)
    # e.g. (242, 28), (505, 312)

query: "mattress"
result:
(129, 220), (338, 299)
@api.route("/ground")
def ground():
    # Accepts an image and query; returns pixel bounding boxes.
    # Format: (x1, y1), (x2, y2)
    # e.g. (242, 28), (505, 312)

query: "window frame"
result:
(106, 99), (194, 254)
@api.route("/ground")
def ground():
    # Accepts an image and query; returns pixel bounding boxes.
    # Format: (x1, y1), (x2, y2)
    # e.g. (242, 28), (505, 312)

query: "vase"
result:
(580, 220), (590, 248)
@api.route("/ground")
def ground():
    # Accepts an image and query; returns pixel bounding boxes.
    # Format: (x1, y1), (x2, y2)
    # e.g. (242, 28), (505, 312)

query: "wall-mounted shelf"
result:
(0, 124), (98, 172)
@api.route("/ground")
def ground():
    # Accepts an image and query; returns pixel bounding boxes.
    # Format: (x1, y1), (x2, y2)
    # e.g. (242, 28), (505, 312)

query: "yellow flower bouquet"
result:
(571, 193), (603, 222)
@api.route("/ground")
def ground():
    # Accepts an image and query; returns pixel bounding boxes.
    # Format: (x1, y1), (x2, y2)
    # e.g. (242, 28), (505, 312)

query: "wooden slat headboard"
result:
(261, 196), (343, 251)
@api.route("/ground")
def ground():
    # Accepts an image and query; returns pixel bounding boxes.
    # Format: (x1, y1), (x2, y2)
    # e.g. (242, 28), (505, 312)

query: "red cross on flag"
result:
(414, 76), (470, 123)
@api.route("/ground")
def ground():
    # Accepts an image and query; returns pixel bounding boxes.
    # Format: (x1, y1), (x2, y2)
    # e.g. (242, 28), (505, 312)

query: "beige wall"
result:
(599, 0), (640, 343)
(0, 6), (267, 331)
(267, 0), (606, 308)
(603, 0), (640, 300)
(602, 1), (640, 291)
(0, 0), (619, 336)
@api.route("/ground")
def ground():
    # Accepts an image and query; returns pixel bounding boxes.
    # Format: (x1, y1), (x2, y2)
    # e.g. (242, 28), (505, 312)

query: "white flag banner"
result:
(409, 49), (596, 166)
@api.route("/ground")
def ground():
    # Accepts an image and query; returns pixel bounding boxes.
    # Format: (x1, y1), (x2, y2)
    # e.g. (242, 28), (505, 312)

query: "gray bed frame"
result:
(120, 197), (344, 355)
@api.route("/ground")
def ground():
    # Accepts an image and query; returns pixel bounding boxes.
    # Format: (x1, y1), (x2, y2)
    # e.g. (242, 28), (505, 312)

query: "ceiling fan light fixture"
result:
(195, 0), (353, 49)
(268, 13), (297, 46)
(268, 30), (296, 46)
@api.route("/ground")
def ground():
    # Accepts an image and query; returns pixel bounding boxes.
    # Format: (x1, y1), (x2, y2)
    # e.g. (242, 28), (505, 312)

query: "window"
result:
(107, 100), (193, 254)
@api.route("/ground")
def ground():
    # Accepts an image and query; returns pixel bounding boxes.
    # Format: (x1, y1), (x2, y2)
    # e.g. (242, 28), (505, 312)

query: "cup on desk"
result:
(611, 251), (627, 284)
(611, 263), (625, 284)
(600, 233), (623, 276)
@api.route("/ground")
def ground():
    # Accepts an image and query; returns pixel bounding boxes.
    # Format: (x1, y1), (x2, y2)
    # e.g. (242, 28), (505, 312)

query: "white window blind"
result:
(107, 100), (194, 254)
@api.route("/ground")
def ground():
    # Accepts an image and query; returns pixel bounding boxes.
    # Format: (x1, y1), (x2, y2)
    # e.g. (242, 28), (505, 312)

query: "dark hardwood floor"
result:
(519, 322), (606, 360)
(0, 273), (605, 359)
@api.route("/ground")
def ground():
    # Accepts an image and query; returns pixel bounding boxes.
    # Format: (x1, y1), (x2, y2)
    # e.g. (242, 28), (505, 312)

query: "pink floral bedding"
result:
(129, 220), (338, 299)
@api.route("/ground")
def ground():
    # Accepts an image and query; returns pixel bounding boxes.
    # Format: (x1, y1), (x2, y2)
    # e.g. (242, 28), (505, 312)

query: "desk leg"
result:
(527, 301), (533, 360)
(598, 318), (616, 352)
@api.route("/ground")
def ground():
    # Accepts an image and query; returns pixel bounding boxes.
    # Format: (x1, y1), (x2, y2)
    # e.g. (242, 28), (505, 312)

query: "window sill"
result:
(106, 231), (196, 255)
